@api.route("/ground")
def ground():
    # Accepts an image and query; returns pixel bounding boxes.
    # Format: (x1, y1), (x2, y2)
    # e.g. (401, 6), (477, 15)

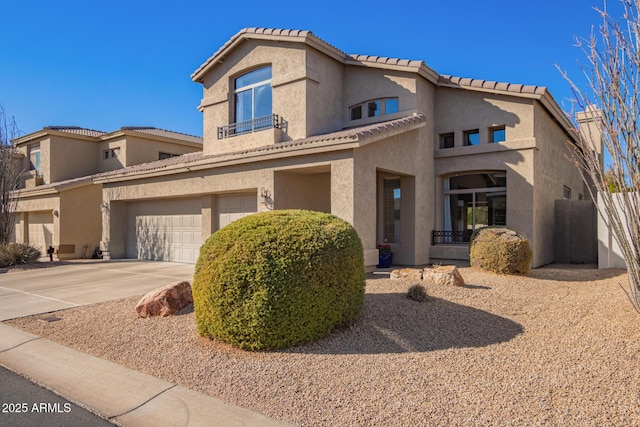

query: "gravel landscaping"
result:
(5, 266), (640, 426)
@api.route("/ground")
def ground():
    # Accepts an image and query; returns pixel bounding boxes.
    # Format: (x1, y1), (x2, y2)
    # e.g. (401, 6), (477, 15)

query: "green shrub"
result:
(469, 227), (532, 274)
(192, 209), (365, 351)
(0, 243), (41, 268)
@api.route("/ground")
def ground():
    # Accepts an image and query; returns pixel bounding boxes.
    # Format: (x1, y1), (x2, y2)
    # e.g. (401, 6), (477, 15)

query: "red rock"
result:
(135, 281), (193, 318)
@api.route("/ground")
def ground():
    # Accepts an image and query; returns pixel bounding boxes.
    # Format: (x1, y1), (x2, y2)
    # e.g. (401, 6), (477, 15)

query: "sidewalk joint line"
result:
(0, 286), (82, 307)
(0, 336), (42, 354)
(107, 384), (178, 420)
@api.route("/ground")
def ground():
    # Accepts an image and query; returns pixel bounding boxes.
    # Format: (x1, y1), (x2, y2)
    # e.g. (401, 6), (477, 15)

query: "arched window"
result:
(234, 66), (272, 130)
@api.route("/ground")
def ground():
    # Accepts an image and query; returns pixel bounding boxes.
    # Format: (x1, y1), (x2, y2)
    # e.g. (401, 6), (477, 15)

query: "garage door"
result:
(217, 193), (257, 229)
(27, 211), (54, 251)
(126, 199), (202, 263)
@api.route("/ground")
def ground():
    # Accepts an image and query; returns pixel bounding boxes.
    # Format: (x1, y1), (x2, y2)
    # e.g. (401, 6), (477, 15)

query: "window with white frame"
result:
(29, 144), (41, 175)
(234, 66), (272, 131)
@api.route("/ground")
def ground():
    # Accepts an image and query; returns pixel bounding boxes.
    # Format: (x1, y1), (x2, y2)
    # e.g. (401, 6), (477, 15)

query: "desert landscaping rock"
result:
(423, 265), (465, 286)
(134, 281), (193, 318)
(390, 268), (423, 281)
(6, 267), (639, 426)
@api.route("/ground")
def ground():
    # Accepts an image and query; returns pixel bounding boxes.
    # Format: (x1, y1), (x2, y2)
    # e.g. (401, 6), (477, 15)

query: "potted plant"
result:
(377, 244), (393, 268)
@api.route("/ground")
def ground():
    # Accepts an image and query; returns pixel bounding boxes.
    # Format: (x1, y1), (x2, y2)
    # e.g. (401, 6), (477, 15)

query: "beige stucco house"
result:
(87, 27), (594, 269)
(11, 126), (202, 258)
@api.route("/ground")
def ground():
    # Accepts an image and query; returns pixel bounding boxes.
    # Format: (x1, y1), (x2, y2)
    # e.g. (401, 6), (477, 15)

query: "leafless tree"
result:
(0, 104), (22, 244)
(561, 0), (640, 311)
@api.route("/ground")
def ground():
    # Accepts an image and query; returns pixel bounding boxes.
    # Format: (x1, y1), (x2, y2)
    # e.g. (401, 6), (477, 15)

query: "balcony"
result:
(217, 114), (287, 140)
(432, 230), (473, 245)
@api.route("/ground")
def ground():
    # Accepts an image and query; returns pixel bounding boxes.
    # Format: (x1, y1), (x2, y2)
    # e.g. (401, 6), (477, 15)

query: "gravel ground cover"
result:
(5, 267), (640, 426)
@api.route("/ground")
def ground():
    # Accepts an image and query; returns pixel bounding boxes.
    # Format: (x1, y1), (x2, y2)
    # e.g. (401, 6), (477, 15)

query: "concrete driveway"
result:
(0, 261), (195, 321)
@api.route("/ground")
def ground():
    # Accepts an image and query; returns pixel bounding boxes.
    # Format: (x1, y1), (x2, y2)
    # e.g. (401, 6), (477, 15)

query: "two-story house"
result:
(91, 27), (595, 270)
(11, 126), (202, 258)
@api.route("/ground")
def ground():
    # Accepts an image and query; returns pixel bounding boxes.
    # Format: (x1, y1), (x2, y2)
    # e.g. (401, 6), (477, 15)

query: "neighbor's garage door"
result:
(217, 193), (257, 229)
(126, 199), (202, 263)
(27, 211), (54, 251)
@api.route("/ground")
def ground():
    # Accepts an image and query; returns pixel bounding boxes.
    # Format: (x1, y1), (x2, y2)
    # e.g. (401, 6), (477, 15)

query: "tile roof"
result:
(43, 126), (106, 137)
(118, 127), (202, 144)
(438, 75), (548, 96)
(94, 114), (426, 181)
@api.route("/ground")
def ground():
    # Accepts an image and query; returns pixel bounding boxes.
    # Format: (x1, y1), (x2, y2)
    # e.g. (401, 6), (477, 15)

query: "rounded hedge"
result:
(192, 209), (365, 351)
(469, 227), (532, 274)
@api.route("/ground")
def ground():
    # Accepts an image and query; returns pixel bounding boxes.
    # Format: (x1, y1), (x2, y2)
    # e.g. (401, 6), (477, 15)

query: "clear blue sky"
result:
(0, 0), (621, 138)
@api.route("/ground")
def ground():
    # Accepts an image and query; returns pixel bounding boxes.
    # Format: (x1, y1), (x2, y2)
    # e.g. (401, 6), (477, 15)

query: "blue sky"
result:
(0, 0), (620, 138)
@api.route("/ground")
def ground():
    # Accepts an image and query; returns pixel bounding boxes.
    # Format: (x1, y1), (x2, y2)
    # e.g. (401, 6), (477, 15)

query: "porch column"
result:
(100, 202), (110, 260)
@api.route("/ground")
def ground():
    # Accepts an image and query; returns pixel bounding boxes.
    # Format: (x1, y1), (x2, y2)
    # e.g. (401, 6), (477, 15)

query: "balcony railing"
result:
(432, 230), (473, 245)
(217, 114), (287, 140)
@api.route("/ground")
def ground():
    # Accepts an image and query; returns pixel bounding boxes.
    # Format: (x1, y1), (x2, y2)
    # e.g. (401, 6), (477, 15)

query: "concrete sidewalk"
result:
(0, 261), (294, 427)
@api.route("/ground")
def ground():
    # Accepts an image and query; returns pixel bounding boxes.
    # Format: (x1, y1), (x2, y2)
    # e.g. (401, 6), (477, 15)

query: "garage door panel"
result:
(27, 212), (54, 251)
(126, 199), (202, 263)
(217, 194), (258, 230)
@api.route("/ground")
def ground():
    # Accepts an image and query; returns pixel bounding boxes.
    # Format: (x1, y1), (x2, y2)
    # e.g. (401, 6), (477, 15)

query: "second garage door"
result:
(27, 211), (54, 252)
(126, 199), (202, 263)
(217, 193), (258, 229)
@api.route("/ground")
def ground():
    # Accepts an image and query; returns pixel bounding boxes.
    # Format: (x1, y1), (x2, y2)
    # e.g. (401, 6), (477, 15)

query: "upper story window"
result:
(440, 133), (455, 149)
(234, 66), (272, 125)
(464, 129), (480, 146)
(159, 152), (179, 160)
(103, 148), (119, 159)
(29, 144), (41, 174)
(349, 97), (399, 121)
(490, 126), (506, 143)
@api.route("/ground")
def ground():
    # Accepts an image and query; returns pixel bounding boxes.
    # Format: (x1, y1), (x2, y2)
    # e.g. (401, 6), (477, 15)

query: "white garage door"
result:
(217, 193), (258, 229)
(27, 211), (54, 251)
(126, 199), (202, 263)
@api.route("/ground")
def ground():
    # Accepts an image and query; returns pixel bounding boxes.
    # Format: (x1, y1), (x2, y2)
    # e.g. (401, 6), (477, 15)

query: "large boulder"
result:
(423, 265), (465, 287)
(390, 268), (423, 281)
(135, 281), (193, 318)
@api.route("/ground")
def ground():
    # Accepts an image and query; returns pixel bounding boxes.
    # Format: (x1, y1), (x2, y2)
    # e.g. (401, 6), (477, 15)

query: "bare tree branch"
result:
(0, 104), (22, 244)
(562, 0), (640, 312)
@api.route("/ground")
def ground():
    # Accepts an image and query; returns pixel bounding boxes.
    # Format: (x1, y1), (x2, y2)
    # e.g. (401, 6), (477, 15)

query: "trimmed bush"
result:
(192, 209), (365, 351)
(0, 243), (41, 268)
(469, 227), (532, 274)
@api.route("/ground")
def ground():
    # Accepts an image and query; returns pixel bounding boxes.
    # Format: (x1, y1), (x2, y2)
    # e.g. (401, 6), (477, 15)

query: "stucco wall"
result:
(49, 136), (99, 183)
(59, 184), (102, 258)
(435, 88), (533, 146)
(353, 125), (432, 266)
(533, 102), (586, 266)
(199, 40), (311, 154)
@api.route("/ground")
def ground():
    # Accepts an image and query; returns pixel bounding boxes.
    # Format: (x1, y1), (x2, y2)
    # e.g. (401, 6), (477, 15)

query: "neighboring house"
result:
(92, 27), (596, 269)
(11, 126), (202, 258)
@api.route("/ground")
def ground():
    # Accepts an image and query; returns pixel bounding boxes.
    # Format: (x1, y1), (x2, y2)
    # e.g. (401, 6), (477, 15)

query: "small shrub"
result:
(0, 243), (41, 268)
(192, 210), (365, 351)
(406, 284), (428, 302)
(469, 227), (532, 274)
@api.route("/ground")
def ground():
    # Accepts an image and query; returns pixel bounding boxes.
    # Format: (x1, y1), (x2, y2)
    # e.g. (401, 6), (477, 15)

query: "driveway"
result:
(0, 261), (195, 321)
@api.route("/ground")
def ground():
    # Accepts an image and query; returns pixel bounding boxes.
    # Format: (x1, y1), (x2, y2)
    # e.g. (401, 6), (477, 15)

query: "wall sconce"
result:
(259, 187), (271, 205)
(52, 209), (59, 217)
(100, 202), (110, 213)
